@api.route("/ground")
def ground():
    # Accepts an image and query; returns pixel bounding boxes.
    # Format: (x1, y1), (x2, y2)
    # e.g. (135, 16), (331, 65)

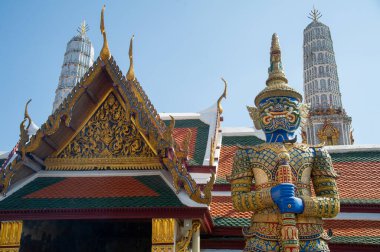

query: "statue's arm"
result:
(230, 148), (274, 212)
(300, 147), (340, 218)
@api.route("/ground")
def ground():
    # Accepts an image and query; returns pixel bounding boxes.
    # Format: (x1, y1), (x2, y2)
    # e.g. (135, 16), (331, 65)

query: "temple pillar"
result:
(151, 218), (177, 252)
(0, 221), (23, 252)
(191, 223), (200, 252)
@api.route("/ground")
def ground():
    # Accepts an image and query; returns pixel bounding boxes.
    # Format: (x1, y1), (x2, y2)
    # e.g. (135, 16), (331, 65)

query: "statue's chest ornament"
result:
(251, 143), (311, 184)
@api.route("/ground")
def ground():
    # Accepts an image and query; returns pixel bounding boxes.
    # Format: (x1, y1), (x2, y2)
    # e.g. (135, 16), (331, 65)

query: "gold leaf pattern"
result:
(58, 93), (154, 158)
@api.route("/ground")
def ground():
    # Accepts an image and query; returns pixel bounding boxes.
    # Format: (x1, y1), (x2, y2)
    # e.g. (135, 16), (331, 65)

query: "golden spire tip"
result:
(266, 33), (287, 85)
(271, 33), (280, 52)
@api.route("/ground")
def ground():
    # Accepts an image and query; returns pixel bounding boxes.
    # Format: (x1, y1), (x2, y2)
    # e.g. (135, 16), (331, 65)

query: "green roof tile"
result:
(0, 176), (184, 210)
(331, 151), (380, 162)
(222, 136), (264, 146)
(213, 217), (250, 227)
(164, 119), (209, 165)
(331, 236), (380, 245)
(340, 198), (380, 204)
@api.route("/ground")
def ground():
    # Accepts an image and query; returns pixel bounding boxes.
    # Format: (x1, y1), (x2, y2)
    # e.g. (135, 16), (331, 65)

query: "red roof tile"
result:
(324, 220), (380, 237)
(173, 128), (197, 161)
(24, 177), (159, 199)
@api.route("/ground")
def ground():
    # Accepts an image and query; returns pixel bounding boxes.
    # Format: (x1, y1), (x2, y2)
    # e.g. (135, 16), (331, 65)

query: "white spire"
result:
(303, 11), (353, 145)
(52, 21), (94, 112)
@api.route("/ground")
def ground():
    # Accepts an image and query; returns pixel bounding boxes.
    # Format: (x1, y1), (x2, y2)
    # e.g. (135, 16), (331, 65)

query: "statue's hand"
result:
(271, 183), (295, 203)
(271, 183), (304, 213)
(276, 197), (304, 214)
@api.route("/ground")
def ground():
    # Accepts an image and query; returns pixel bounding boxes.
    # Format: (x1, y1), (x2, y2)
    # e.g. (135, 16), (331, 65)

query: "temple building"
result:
(302, 8), (353, 145)
(0, 7), (379, 252)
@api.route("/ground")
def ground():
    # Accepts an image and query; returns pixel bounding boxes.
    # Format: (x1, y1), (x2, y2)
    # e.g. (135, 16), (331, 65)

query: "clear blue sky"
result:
(1, 0), (379, 151)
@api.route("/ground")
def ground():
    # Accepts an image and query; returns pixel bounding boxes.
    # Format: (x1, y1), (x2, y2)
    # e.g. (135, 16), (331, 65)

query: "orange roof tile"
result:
(218, 145), (239, 181)
(24, 177), (159, 199)
(173, 128), (197, 161)
(216, 145), (380, 201)
(334, 162), (380, 200)
(324, 220), (380, 237)
(210, 196), (251, 218)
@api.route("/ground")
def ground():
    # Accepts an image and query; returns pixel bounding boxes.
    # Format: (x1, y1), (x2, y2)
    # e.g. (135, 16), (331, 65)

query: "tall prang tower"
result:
(52, 21), (94, 112)
(302, 8), (353, 145)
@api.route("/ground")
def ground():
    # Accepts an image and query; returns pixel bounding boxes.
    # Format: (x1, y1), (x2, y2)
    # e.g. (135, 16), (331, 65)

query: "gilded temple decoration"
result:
(100, 5), (111, 61)
(152, 218), (176, 252)
(0, 221), (23, 252)
(217, 78), (227, 115)
(126, 35), (136, 81)
(317, 120), (340, 146)
(45, 92), (159, 170)
(176, 221), (201, 252)
(8, 6), (213, 205)
(210, 78), (228, 166)
(162, 116), (215, 205)
(19, 99), (32, 158)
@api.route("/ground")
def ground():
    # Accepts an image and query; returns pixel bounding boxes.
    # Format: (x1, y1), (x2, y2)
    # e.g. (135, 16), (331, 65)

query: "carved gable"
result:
(45, 92), (161, 170)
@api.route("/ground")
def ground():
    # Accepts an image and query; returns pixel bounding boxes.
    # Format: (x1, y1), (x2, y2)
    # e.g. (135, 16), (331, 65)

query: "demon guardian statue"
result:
(229, 34), (340, 252)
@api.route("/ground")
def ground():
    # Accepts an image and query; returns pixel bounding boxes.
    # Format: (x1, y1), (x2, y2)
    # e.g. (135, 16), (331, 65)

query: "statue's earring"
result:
(299, 103), (310, 127)
(247, 106), (262, 130)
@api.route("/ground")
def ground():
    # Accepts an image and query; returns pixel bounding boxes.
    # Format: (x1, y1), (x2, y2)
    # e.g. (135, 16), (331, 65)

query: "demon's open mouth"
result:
(262, 111), (296, 125)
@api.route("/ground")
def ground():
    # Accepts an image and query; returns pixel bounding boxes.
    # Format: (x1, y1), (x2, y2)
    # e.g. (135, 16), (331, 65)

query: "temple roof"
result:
(0, 175), (184, 212)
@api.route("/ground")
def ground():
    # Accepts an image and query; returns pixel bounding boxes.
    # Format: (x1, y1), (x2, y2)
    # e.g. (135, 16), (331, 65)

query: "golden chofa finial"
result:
(266, 33), (288, 86)
(23, 99), (32, 129)
(217, 78), (227, 114)
(19, 99), (32, 157)
(100, 5), (111, 61)
(308, 6), (322, 22)
(126, 35), (135, 81)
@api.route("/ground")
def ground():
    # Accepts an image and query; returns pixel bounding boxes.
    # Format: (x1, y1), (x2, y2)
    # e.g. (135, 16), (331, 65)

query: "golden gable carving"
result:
(45, 92), (160, 170)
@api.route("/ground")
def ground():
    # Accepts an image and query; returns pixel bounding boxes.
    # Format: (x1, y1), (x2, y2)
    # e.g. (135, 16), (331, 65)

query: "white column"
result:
(192, 227), (200, 252)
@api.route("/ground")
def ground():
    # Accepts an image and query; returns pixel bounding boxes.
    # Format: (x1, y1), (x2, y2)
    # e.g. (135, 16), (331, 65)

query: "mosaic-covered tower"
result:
(52, 21), (94, 112)
(303, 8), (353, 145)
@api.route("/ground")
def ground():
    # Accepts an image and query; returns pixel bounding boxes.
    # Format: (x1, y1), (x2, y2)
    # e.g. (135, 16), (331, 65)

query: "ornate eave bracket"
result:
(161, 117), (215, 205)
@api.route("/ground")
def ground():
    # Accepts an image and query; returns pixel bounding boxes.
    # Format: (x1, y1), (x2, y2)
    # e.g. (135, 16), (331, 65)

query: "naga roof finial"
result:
(308, 6), (322, 22)
(77, 20), (89, 37)
(100, 5), (111, 61)
(217, 78), (227, 114)
(126, 35), (135, 81)
(24, 99), (32, 130)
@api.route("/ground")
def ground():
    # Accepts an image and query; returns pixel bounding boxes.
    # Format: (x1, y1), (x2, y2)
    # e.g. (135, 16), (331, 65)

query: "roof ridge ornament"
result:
(308, 6), (322, 22)
(24, 99), (32, 130)
(217, 77), (227, 114)
(19, 99), (32, 158)
(100, 5), (111, 61)
(126, 35), (135, 81)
